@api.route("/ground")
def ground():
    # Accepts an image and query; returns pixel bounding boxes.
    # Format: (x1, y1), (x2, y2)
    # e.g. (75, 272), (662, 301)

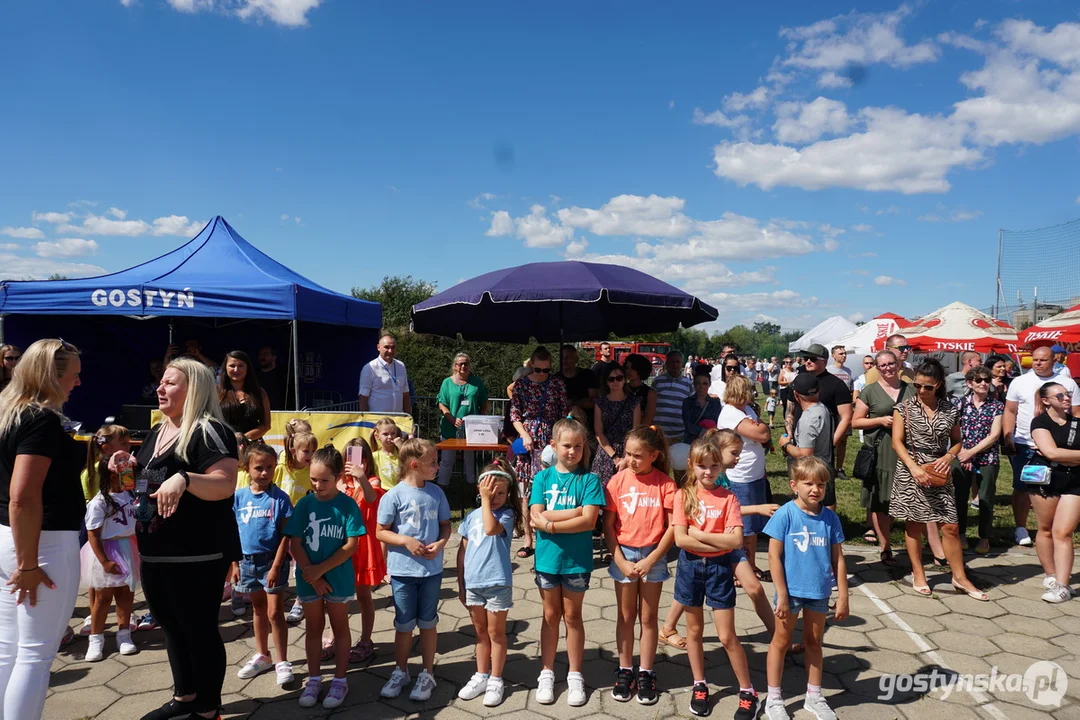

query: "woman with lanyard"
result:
(682, 372), (722, 444)
(1028, 381), (1080, 603)
(109, 358), (239, 720)
(436, 353), (489, 488)
(510, 347), (568, 558)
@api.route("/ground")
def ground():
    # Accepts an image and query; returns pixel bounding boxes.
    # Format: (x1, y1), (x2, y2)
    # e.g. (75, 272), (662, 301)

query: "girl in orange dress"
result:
(340, 438), (386, 663)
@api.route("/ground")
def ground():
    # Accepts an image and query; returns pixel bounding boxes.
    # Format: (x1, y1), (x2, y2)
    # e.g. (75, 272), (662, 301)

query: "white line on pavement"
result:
(856, 581), (1009, 720)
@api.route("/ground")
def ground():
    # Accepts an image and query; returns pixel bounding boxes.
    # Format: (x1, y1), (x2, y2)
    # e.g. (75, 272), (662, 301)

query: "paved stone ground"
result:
(45, 536), (1080, 720)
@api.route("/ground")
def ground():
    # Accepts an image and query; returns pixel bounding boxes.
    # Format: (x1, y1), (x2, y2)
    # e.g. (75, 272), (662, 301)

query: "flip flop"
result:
(516, 546), (534, 559)
(658, 627), (687, 650)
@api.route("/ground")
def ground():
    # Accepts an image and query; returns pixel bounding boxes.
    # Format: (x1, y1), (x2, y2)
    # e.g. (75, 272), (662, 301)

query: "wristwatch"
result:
(178, 469), (191, 488)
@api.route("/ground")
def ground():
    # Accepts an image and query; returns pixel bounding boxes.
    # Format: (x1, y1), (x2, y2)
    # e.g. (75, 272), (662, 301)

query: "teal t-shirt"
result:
(436, 375), (490, 439)
(284, 492), (365, 600)
(528, 466), (605, 575)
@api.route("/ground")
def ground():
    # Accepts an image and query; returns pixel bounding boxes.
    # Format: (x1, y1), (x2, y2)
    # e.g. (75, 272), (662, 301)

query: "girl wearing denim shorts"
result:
(376, 439), (451, 703)
(528, 418), (604, 708)
(602, 425), (676, 705)
(672, 435), (760, 719)
(284, 446), (363, 710)
(455, 459), (523, 708)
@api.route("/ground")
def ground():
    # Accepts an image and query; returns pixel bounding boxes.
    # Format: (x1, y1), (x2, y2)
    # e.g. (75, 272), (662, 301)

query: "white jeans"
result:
(0, 525), (80, 720)
(438, 447), (476, 486)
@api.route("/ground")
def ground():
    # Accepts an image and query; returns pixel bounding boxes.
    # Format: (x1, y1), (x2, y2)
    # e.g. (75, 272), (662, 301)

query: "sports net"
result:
(995, 217), (1080, 327)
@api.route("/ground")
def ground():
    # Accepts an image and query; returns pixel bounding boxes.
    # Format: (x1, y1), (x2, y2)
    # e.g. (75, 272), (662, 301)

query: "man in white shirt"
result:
(358, 334), (411, 414)
(1003, 345), (1080, 546)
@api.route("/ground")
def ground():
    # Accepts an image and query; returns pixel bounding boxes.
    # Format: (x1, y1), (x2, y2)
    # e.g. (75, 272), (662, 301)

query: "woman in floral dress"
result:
(510, 346), (568, 557)
(591, 365), (641, 484)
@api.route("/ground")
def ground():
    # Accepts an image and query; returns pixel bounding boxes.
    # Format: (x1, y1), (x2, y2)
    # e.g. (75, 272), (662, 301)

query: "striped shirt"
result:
(652, 373), (694, 439)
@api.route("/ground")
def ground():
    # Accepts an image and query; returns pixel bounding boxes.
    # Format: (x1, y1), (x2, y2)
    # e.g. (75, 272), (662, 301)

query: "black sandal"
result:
(516, 546), (534, 558)
(862, 529), (878, 544)
(880, 548), (897, 567)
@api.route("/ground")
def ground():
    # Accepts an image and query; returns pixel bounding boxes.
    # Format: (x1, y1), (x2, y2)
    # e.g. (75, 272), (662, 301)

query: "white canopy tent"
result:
(788, 315), (858, 353)
(828, 314), (907, 360)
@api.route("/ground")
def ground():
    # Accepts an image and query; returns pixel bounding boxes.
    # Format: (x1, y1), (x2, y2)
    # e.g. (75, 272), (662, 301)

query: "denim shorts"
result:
(730, 479), (768, 535)
(391, 574), (442, 632)
(237, 552), (290, 595)
(464, 585), (513, 612)
(776, 594), (830, 615)
(674, 550), (736, 610)
(534, 571), (591, 593)
(1011, 444), (1037, 492)
(608, 544), (671, 584)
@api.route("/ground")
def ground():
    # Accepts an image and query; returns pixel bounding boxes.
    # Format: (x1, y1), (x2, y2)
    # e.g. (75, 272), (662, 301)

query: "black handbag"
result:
(853, 439), (877, 482)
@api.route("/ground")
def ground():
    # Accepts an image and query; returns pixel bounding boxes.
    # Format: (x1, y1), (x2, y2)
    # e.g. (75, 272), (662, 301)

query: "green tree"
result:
(351, 275), (437, 330)
(752, 321), (781, 336)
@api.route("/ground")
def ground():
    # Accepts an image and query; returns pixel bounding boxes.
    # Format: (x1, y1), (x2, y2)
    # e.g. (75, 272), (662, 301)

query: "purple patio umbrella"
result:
(411, 261), (718, 343)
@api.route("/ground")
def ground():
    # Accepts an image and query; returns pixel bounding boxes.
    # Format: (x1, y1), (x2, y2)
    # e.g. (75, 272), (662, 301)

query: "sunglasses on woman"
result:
(970, 377), (991, 385)
(532, 367), (551, 374)
(724, 366), (739, 372)
(607, 375), (625, 383)
(913, 382), (938, 392)
(1049, 392), (1072, 402)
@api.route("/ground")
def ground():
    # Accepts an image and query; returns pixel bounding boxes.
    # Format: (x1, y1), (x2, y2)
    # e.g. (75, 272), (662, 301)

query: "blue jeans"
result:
(776, 593), (830, 614)
(608, 544), (670, 584)
(237, 552), (290, 595)
(534, 571), (591, 592)
(390, 574), (442, 632)
(673, 550), (736, 610)
(1011, 444), (1037, 492)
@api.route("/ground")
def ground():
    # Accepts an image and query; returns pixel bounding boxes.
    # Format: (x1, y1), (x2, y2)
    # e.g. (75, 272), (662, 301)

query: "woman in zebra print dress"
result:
(891, 359), (988, 601)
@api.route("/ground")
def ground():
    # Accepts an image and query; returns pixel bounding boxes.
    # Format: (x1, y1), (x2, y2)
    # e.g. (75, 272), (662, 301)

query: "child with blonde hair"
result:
(370, 417), (404, 489)
(528, 417), (605, 708)
(673, 431), (759, 718)
(279, 421), (318, 624)
(763, 457), (848, 720)
(376, 438), (451, 702)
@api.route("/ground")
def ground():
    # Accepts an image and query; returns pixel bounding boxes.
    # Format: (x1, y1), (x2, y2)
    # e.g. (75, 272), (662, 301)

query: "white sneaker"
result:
(116, 630), (137, 656)
(85, 633), (105, 662)
(276, 660), (294, 685)
(458, 672), (489, 700)
(567, 671), (587, 707)
(483, 677), (505, 707)
(237, 653), (274, 679)
(380, 667), (410, 698)
(1015, 527), (1033, 547)
(1044, 576), (1076, 595)
(409, 669), (437, 702)
(535, 669), (556, 704)
(79, 616), (92, 637)
(803, 693), (837, 720)
(1043, 584), (1071, 604)
(764, 695), (791, 720)
(285, 599), (304, 624)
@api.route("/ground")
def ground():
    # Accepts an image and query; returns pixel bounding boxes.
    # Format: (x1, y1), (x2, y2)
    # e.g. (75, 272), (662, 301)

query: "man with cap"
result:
(1052, 346), (1072, 378)
(779, 372), (837, 510)
(784, 343), (852, 482)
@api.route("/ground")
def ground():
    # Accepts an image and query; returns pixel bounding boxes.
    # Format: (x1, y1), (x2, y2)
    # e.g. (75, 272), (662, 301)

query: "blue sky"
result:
(2, 0), (1079, 332)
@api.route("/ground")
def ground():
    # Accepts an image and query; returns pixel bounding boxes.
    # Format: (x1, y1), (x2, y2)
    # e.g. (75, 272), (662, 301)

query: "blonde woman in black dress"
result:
(891, 359), (988, 601)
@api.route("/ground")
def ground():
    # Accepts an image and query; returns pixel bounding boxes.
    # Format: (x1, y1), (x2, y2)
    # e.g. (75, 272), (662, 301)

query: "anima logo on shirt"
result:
(304, 513), (345, 553)
(695, 500), (725, 527)
(237, 501), (274, 525)
(619, 486), (660, 515)
(543, 484), (578, 510)
(399, 498), (439, 531)
(790, 525), (825, 553)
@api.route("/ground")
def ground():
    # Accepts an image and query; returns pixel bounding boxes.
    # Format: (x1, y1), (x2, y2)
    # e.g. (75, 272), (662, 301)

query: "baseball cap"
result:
(800, 343), (829, 360)
(1052, 345), (1066, 353)
(792, 372), (820, 396)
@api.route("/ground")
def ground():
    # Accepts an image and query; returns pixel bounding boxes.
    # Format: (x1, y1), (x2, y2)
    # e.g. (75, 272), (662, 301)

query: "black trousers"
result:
(142, 558), (230, 713)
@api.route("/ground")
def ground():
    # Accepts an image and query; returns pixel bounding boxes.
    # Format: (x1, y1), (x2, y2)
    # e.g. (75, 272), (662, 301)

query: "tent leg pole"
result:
(292, 320), (300, 411)
(0, 315), (4, 345)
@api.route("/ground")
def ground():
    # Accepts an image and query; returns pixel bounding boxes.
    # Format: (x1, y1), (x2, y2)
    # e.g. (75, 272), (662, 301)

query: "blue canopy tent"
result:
(0, 216), (382, 423)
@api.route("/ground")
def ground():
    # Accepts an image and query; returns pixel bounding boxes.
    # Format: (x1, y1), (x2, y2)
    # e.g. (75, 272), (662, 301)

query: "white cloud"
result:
(847, 312), (866, 323)
(512, 205), (575, 248)
(556, 194), (693, 238)
(31, 211), (71, 224)
(467, 192), (497, 209)
(486, 210), (514, 237)
(0, 226), (45, 239)
(564, 239), (589, 258)
(668, 100), (676, 110)
(578, 254), (777, 292)
(772, 97), (852, 144)
(817, 71), (853, 89)
(779, 4), (940, 83)
(702, 289), (819, 312)
(67, 199), (96, 208)
(917, 208), (983, 222)
(33, 238), (100, 258)
(150, 215), (204, 236)
(876, 205), (901, 215)
(294, 216), (300, 223)
(713, 107), (980, 194)
(0, 243), (19, 251)
(120, 0), (137, 6)
(724, 86), (770, 112)
(0, 253), (105, 280)
(1076, 195), (1080, 204)
(823, 238), (840, 252)
(874, 274), (907, 286)
(851, 224), (874, 232)
(280, 213), (291, 222)
(107, 207), (127, 220)
(159, 0), (320, 27)
(56, 212), (204, 237)
(692, 108), (752, 138)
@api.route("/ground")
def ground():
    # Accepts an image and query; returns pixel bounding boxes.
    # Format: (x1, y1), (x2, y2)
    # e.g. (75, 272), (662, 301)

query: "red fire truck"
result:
(578, 341), (672, 376)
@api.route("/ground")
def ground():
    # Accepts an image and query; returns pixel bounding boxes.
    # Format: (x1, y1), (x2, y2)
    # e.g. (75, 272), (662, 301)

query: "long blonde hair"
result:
(679, 430), (742, 524)
(0, 339), (80, 438)
(165, 358), (228, 463)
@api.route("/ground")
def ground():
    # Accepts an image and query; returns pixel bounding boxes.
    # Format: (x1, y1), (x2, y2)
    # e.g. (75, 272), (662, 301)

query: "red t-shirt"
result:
(671, 485), (743, 558)
(604, 468), (676, 548)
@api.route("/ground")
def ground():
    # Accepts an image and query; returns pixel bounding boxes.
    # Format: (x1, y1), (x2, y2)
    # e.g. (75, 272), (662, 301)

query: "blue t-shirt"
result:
(234, 485), (293, 555)
(377, 481), (451, 578)
(284, 492), (365, 599)
(458, 506), (516, 589)
(528, 466), (605, 575)
(762, 501), (845, 600)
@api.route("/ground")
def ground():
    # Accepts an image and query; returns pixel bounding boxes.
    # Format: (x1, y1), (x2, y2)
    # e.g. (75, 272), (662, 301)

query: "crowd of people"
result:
(0, 332), (1078, 720)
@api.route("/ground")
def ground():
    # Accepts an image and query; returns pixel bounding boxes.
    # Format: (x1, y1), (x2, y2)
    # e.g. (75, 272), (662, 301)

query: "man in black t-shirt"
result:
(257, 345), (286, 411)
(785, 344), (852, 470)
(589, 342), (614, 379)
(558, 344), (598, 411)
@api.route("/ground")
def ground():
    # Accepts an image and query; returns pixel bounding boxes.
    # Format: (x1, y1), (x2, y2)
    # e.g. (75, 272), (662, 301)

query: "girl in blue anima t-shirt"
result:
(527, 418), (605, 708)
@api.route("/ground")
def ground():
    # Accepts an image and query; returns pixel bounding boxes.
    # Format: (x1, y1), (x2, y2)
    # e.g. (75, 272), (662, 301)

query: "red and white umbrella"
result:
(899, 302), (1020, 353)
(829, 312), (911, 358)
(1019, 303), (1080, 351)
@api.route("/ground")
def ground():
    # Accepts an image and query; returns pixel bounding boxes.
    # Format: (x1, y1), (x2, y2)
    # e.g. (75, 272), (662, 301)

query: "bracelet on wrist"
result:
(18, 566), (39, 572)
